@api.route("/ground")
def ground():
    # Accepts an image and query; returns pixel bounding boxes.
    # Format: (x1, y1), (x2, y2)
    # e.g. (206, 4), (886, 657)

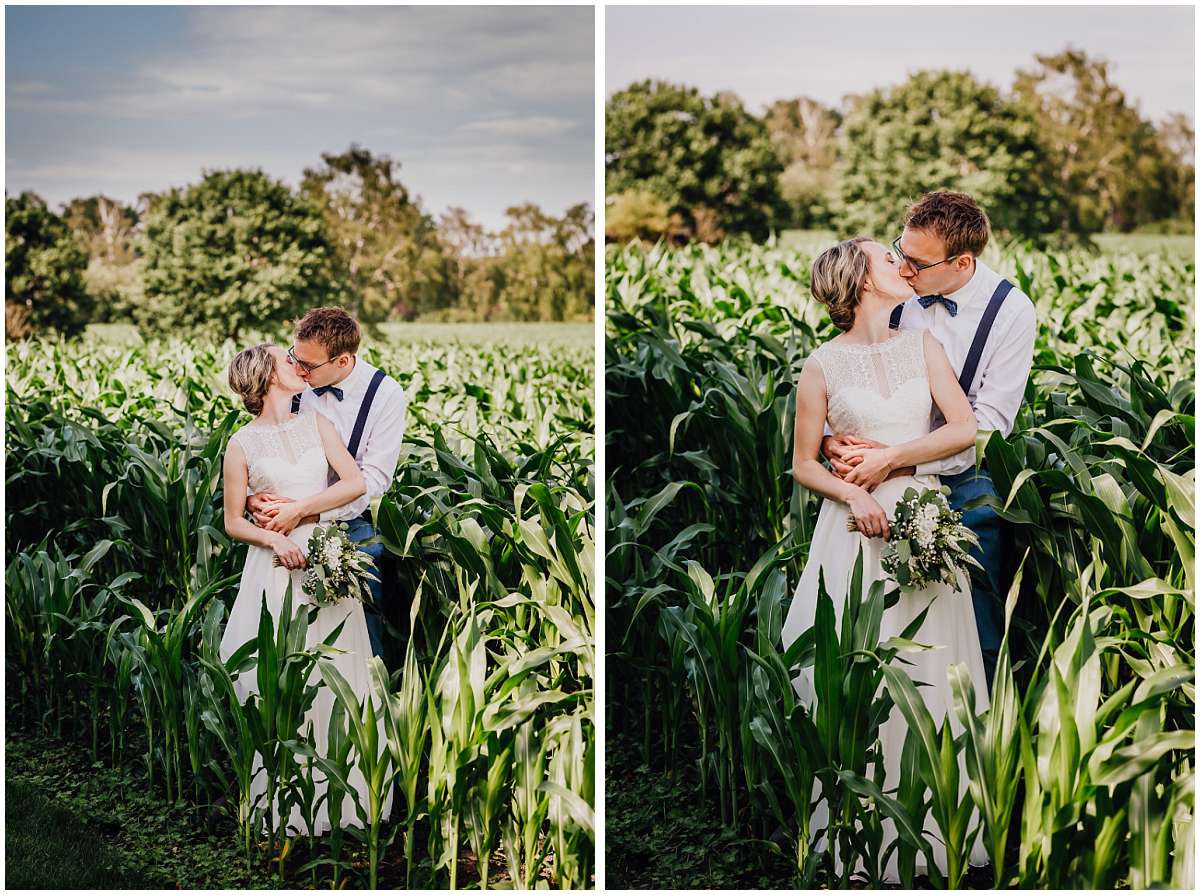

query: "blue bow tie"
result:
(313, 384), (344, 401)
(918, 293), (958, 316)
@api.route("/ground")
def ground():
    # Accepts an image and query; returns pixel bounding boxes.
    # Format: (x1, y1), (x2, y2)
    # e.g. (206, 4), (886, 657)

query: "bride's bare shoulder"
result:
(798, 352), (828, 393)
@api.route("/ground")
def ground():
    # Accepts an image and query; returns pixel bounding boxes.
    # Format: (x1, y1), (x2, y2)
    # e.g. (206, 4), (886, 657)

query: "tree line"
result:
(605, 49), (1195, 243)
(6, 146), (594, 339)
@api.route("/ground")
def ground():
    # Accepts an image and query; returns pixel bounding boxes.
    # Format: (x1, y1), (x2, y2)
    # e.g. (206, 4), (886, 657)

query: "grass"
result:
(605, 731), (795, 889)
(5, 780), (148, 889)
(1091, 232), (1195, 257)
(6, 324), (595, 889)
(374, 320), (594, 347)
(604, 236), (1194, 888)
(4, 724), (526, 890)
(4, 726), (277, 890)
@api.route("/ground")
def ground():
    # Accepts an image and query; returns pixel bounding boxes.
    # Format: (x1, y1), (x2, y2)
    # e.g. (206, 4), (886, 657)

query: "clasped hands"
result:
(246, 492), (321, 571)
(246, 492), (320, 534)
(822, 433), (906, 492)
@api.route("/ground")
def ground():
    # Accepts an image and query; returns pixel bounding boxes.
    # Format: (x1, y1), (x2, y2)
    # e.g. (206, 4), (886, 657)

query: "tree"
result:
(1014, 48), (1179, 232)
(300, 145), (453, 322)
(138, 169), (345, 339)
(764, 97), (842, 229)
(836, 70), (1063, 240)
(1155, 113), (1195, 230)
(492, 203), (594, 321)
(605, 189), (671, 243)
(61, 195), (144, 323)
(606, 80), (786, 241)
(5, 191), (94, 337)
(62, 195), (139, 264)
(438, 206), (496, 318)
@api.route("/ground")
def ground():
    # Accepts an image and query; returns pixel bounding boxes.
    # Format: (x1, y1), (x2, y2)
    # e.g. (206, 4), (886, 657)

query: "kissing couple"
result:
(218, 306), (407, 836)
(780, 190), (1037, 881)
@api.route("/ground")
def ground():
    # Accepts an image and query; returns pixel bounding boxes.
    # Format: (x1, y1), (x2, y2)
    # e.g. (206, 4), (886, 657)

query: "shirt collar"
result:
(942, 258), (998, 307)
(327, 355), (373, 397)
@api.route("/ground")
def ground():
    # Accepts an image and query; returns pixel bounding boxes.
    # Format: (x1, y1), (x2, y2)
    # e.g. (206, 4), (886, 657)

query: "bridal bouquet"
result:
(849, 486), (982, 592)
(274, 522), (379, 607)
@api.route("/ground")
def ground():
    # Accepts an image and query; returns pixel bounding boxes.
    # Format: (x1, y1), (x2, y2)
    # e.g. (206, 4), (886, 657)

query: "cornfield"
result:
(5, 325), (595, 889)
(606, 238), (1194, 888)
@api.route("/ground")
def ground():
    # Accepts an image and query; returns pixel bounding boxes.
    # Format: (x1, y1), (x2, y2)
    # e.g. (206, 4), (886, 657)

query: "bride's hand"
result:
(248, 491), (286, 527)
(847, 488), (890, 539)
(823, 433), (882, 478)
(271, 534), (307, 570)
(264, 499), (310, 534)
(842, 446), (898, 491)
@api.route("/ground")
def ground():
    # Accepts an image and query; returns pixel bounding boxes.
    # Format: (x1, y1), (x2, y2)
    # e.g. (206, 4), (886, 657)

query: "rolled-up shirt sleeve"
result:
(916, 300), (1036, 478)
(321, 384), (408, 522)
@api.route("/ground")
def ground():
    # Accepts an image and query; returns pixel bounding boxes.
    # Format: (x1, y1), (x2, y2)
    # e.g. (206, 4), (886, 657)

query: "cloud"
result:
(6, 6), (594, 229)
(7, 6), (593, 121)
(9, 80), (53, 95)
(459, 115), (578, 139)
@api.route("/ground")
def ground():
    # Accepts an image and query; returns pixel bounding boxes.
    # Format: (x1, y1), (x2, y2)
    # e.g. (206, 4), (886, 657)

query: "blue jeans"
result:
(344, 516), (385, 659)
(941, 467), (1007, 696)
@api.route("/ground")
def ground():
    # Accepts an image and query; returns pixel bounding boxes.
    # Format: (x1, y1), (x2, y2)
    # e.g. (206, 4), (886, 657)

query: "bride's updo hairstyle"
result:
(810, 237), (872, 331)
(228, 344), (276, 415)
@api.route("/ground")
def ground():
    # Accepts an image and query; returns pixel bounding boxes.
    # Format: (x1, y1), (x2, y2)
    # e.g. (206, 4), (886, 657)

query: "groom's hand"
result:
(822, 433), (878, 478)
(247, 492), (279, 527)
(248, 492), (312, 528)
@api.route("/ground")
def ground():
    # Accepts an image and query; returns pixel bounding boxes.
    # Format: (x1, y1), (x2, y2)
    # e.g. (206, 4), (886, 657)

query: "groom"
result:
(247, 306), (407, 659)
(824, 191), (1037, 693)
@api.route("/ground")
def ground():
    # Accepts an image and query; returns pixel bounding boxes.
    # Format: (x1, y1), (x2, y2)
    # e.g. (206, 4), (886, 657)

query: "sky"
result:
(6, 5), (595, 230)
(607, 5), (1195, 124)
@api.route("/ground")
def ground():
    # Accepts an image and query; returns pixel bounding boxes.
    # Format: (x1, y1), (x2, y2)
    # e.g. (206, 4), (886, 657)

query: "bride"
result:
(219, 343), (391, 835)
(780, 237), (989, 881)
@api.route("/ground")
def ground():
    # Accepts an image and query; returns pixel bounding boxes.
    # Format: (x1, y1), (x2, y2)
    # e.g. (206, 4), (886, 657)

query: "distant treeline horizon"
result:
(605, 47), (1194, 244)
(6, 144), (594, 340)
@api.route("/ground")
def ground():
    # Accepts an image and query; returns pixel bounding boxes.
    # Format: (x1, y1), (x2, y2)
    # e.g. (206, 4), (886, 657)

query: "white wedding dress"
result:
(218, 410), (391, 836)
(780, 329), (989, 882)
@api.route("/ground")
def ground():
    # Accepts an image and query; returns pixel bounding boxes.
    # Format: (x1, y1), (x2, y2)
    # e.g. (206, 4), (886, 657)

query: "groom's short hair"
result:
(904, 191), (990, 258)
(296, 307), (361, 358)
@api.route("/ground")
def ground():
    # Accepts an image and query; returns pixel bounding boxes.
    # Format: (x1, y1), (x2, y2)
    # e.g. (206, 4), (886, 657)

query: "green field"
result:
(6, 326), (595, 889)
(85, 320), (596, 350)
(606, 238), (1194, 888)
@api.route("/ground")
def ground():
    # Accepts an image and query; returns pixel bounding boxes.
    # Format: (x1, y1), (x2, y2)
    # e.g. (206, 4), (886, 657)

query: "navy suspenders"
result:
(957, 280), (1013, 395)
(290, 367), (388, 457)
(886, 279), (1014, 394)
(347, 369), (386, 458)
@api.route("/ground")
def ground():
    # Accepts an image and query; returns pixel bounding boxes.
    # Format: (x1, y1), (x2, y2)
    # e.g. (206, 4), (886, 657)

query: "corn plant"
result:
(7, 324), (593, 886)
(606, 237), (1193, 888)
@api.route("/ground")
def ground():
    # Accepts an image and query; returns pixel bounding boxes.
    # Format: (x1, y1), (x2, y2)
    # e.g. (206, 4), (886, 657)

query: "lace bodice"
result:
(230, 412), (330, 501)
(811, 329), (932, 446)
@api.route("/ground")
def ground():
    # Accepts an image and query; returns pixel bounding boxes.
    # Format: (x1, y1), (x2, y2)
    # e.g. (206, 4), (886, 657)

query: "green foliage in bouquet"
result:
(274, 522), (380, 607)
(849, 486), (982, 591)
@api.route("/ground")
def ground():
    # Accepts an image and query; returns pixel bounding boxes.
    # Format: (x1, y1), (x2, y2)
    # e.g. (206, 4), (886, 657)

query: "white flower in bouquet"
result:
(914, 502), (940, 549)
(322, 537), (344, 568)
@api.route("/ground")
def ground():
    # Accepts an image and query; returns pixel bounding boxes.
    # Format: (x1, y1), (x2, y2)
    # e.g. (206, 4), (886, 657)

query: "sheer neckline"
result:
(243, 412), (304, 432)
(822, 330), (913, 353)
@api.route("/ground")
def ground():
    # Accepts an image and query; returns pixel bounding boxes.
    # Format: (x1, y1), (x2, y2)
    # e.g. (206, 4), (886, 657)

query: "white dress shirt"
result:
(298, 356), (408, 522)
(896, 258), (1037, 476)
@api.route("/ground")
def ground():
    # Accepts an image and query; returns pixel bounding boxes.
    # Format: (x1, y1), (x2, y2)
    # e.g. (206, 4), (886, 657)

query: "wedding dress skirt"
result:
(218, 411), (391, 836)
(780, 330), (989, 882)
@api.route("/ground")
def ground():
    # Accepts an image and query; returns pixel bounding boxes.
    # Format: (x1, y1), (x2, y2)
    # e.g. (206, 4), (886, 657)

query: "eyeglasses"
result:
(892, 237), (961, 273)
(287, 345), (343, 374)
